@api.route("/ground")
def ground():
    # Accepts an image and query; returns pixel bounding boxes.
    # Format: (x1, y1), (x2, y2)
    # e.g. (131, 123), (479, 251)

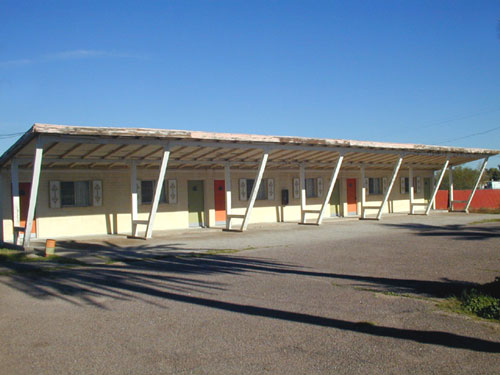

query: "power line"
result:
(0, 132), (25, 140)
(420, 107), (500, 129)
(440, 125), (500, 144)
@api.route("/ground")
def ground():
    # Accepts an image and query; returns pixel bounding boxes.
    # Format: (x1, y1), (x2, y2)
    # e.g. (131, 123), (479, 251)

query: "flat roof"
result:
(0, 123), (498, 171)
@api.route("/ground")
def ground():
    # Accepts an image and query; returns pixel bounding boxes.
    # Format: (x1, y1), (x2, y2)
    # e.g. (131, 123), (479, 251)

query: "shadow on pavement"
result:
(1, 252), (499, 353)
(383, 223), (500, 241)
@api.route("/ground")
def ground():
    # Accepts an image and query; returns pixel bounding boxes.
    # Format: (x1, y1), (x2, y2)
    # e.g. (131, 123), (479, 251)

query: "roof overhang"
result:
(0, 123), (498, 171)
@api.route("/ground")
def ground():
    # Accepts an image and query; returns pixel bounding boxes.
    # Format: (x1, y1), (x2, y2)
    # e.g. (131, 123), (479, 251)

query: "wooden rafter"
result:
(82, 144), (107, 159)
(102, 144), (129, 158)
(141, 146), (163, 160)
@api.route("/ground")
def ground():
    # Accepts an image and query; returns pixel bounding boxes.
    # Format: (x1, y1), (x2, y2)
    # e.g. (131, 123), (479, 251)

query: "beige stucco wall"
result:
(0, 167), (434, 243)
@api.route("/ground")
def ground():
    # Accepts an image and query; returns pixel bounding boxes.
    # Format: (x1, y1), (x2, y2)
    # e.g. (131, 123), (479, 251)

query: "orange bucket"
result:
(45, 239), (56, 256)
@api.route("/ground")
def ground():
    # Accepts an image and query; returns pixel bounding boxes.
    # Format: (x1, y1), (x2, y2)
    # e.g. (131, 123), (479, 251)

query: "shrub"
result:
(459, 277), (500, 321)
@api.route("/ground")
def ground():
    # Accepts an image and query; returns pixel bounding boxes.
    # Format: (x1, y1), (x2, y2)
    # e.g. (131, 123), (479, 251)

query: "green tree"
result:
(439, 166), (488, 190)
(485, 166), (500, 181)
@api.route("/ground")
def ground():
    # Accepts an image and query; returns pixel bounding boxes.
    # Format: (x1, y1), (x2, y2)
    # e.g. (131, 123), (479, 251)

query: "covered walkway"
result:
(0, 124), (497, 249)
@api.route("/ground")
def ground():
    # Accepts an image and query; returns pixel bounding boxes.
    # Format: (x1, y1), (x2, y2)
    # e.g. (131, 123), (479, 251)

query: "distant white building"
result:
(485, 181), (500, 189)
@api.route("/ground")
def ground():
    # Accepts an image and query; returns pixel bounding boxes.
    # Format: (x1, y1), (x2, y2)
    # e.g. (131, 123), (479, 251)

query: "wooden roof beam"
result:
(82, 144), (107, 159)
(102, 144), (129, 158)
(140, 146), (163, 160)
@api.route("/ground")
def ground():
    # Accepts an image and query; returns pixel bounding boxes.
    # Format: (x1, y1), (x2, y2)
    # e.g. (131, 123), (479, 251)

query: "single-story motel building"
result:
(1, 124), (498, 249)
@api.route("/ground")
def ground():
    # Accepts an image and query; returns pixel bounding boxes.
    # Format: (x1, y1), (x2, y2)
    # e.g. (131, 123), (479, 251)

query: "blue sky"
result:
(1, 0), (499, 167)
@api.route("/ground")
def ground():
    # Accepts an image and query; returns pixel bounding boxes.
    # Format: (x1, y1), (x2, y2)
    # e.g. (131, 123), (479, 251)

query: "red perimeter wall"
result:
(435, 189), (500, 210)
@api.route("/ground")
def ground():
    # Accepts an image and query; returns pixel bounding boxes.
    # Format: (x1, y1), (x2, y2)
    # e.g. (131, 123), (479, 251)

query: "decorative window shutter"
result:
(49, 181), (61, 208)
(267, 179), (275, 200)
(400, 177), (406, 194)
(382, 177), (388, 194)
(416, 177), (422, 194)
(168, 179), (177, 204)
(92, 180), (103, 206)
(317, 177), (324, 197)
(364, 178), (369, 195)
(239, 179), (247, 201)
(136, 180), (142, 205)
(293, 178), (300, 199)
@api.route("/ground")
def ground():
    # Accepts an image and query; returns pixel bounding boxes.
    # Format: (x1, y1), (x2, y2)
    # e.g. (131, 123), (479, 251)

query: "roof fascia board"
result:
(32, 124), (499, 154)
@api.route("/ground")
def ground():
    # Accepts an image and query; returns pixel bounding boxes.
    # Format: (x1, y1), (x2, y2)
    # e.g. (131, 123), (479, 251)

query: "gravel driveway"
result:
(1, 213), (499, 374)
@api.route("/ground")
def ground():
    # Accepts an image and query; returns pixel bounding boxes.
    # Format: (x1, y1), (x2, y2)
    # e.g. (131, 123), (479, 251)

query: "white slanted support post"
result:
(130, 161), (139, 237)
(376, 156), (403, 220)
(449, 166), (454, 211)
(23, 138), (44, 248)
(464, 157), (489, 213)
(409, 167), (414, 214)
(425, 159), (449, 216)
(11, 160), (20, 245)
(300, 164), (306, 223)
(0, 172), (3, 244)
(225, 163), (232, 230)
(360, 165), (366, 219)
(316, 154), (343, 225)
(241, 150), (268, 231)
(145, 145), (170, 239)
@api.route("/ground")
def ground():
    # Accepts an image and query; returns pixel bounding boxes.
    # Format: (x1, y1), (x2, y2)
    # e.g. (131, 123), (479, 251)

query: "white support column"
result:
(0, 171), (3, 244)
(241, 150), (268, 231)
(431, 172), (436, 210)
(449, 166), (454, 211)
(300, 164), (306, 223)
(130, 161), (139, 237)
(145, 146), (170, 239)
(464, 157), (489, 213)
(360, 165), (366, 219)
(425, 159), (449, 215)
(316, 155), (343, 225)
(10, 160), (20, 244)
(376, 156), (403, 220)
(409, 167), (414, 214)
(23, 138), (44, 248)
(224, 163), (232, 230)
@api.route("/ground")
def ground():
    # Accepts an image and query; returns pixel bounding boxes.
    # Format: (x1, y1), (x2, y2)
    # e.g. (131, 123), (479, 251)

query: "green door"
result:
(330, 183), (341, 217)
(424, 178), (431, 201)
(188, 180), (205, 227)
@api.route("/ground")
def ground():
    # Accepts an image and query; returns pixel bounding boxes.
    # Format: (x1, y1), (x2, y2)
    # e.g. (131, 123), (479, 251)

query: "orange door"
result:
(346, 178), (357, 215)
(214, 180), (226, 224)
(19, 182), (36, 234)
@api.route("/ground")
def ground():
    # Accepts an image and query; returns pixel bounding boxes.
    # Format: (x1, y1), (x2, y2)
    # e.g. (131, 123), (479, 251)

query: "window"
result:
(61, 181), (91, 207)
(246, 179), (267, 200)
(141, 180), (167, 205)
(400, 177), (421, 194)
(400, 177), (410, 194)
(368, 178), (382, 195)
(239, 178), (274, 201)
(413, 177), (422, 194)
(305, 178), (317, 198)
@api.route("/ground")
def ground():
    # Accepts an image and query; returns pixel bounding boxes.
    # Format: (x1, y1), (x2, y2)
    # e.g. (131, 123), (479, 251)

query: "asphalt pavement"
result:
(1, 213), (499, 374)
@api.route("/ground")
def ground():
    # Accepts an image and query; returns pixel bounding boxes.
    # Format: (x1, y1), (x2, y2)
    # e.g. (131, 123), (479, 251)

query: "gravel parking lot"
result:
(1, 213), (499, 374)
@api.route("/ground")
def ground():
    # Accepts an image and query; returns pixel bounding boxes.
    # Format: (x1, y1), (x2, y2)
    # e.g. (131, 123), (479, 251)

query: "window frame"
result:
(60, 180), (91, 208)
(368, 177), (383, 195)
(140, 180), (168, 205)
(246, 178), (268, 200)
(305, 178), (318, 198)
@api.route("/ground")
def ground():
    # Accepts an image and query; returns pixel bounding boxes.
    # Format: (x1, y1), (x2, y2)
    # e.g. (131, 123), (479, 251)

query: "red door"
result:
(346, 178), (357, 215)
(19, 183), (36, 234)
(214, 180), (226, 224)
